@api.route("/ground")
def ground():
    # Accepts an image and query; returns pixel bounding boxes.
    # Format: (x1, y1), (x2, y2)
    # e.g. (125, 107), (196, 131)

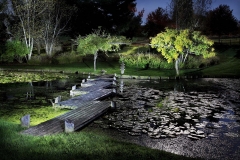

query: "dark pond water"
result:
(0, 76), (239, 160)
(0, 74), (90, 107)
(90, 78), (240, 160)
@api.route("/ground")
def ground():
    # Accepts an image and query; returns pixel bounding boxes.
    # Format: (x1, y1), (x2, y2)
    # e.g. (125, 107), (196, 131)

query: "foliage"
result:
(170, 0), (194, 29)
(120, 53), (174, 69)
(150, 28), (216, 75)
(204, 5), (239, 36)
(169, 0), (212, 30)
(144, 7), (171, 37)
(41, 0), (76, 57)
(11, 0), (47, 60)
(56, 52), (83, 64)
(77, 28), (130, 71)
(64, 0), (142, 37)
(2, 40), (29, 63)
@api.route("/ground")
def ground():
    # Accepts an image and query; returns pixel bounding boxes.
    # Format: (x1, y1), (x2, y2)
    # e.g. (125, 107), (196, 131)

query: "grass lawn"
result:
(187, 47), (240, 77)
(0, 120), (198, 160)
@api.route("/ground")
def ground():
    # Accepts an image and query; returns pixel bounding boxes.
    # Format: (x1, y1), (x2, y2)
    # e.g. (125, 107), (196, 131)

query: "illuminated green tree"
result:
(77, 28), (129, 71)
(150, 28), (215, 75)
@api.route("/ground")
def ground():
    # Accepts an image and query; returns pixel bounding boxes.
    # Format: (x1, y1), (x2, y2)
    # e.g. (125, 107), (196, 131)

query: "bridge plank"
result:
(22, 101), (110, 136)
(21, 78), (114, 136)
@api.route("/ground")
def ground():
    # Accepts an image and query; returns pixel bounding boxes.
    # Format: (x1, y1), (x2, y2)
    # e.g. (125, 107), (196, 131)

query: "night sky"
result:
(136, 0), (240, 24)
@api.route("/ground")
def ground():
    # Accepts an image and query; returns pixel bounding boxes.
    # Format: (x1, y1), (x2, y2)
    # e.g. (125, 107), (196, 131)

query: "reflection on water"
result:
(0, 74), (89, 107)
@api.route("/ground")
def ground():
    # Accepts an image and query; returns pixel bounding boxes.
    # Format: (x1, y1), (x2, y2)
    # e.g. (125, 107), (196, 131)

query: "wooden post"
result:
(21, 114), (30, 128)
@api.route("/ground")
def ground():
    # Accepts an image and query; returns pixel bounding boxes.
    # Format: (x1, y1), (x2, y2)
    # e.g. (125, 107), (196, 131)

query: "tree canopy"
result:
(77, 28), (130, 71)
(170, 0), (194, 29)
(144, 7), (171, 37)
(204, 5), (238, 36)
(150, 28), (215, 75)
(64, 0), (142, 38)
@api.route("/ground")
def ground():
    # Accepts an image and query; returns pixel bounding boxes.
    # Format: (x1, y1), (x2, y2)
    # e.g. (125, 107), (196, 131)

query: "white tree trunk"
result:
(175, 59), (179, 75)
(94, 52), (98, 71)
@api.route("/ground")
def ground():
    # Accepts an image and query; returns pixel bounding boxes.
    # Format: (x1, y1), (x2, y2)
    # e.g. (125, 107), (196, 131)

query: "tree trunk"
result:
(175, 59), (179, 75)
(94, 52), (98, 71)
(27, 38), (34, 60)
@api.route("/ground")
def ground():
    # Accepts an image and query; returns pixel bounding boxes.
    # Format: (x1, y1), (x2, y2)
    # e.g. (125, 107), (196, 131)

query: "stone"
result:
(21, 114), (30, 128)
(183, 130), (190, 135)
(188, 135), (200, 140)
(197, 130), (204, 135)
(111, 101), (117, 109)
(70, 90), (74, 97)
(54, 96), (61, 104)
(65, 119), (74, 133)
(72, 85), (76, 90)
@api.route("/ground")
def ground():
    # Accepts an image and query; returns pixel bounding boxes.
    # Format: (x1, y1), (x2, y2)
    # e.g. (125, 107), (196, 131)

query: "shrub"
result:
(3, 40), (29, 63)
(56, 52), (83, 64)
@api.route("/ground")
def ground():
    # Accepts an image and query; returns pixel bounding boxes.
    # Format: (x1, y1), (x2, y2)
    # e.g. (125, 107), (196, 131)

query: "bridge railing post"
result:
(65, 119), (74, 133)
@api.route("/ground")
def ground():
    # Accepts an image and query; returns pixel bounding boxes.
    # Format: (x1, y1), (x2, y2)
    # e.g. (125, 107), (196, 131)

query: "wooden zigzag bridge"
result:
(21, 77), (116, 136)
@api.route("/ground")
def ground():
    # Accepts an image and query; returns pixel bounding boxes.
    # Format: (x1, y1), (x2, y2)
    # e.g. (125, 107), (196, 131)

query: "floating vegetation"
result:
(0, 71), (69, 83)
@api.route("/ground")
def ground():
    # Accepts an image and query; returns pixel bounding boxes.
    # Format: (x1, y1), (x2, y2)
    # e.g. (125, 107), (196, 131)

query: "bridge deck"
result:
(21, 101), (110, 136)
(21, 78), (115, 136)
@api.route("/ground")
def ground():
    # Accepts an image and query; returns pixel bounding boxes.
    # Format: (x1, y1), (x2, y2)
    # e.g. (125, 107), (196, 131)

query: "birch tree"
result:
(11, 0), (46, 60)
(41, 0), (75, 56)
(150, 28), (215, 75)
(169, 0), (212, 30)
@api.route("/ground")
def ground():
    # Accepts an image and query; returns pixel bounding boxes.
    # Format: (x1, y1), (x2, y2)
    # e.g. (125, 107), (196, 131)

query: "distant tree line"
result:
(144, 0), (239, 37)
(0, 0), (239, 64)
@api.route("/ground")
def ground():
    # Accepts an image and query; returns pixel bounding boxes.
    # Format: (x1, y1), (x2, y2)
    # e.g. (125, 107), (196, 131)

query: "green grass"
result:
(187, 47), (240, 77)
(0, 120), (198, 160)
(0, 106), (69, 126)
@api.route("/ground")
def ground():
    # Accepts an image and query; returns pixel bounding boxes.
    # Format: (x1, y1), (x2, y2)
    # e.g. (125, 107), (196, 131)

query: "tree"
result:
(169, 0), (194, 30)
(76, 28), (129, 71)
(0, 0), (10, 41)
(192, 0), (212, 30)
(169, 0), (212, 30)
(40, 0), (75, 56)
(11, 0), (46, 60)
(204, 5), (238, 37)
(65, 0), (142, 37)
(150, 28), (215, 75)
(144, 7), (171, 37)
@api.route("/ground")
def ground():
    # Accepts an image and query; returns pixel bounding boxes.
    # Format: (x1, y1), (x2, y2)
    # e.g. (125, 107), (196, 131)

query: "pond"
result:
(89, 78), (240, 160)
(0, 75), (239, 160)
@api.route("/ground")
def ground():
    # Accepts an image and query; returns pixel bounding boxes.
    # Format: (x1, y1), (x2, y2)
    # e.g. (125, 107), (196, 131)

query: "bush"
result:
(28, 54), (52, 65)
(120, 53), (174, 69)
(3, 40), (29, 63)
(56, 52), (83, 64)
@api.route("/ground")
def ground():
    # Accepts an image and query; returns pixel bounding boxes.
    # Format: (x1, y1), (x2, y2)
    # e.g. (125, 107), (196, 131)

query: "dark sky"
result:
(136, 0), (240, 24)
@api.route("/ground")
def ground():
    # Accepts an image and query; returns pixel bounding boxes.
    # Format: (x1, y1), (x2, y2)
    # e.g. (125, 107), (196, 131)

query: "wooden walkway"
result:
(21, 101), (111, 136)
(57, 78), (114, 109)
(21, 78), (115, 136)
